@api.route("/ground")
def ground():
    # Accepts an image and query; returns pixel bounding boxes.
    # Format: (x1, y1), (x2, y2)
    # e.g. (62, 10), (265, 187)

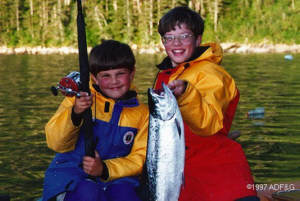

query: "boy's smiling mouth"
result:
(111, 87), (121, 90)
(172, 49), (185, 55)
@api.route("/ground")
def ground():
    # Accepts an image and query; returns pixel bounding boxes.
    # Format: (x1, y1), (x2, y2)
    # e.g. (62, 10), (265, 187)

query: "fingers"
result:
(78, 92), (90, 97)
(82, 157), (98, 176)
(167, 80), (187, 97)
(82, 151), (103, 176)
(74, 92), (93, 114)
(167, 82), (176, 91)
(95, 150), (100, 158)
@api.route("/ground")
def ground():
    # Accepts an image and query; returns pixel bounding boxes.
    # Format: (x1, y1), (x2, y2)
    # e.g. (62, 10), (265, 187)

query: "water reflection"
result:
(224, 54), (300, 184)
(0, 53), (299, 200)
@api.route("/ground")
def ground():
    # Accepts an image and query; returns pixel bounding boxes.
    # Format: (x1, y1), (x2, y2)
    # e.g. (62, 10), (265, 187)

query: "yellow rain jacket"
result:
(45, 84), (149, 181)
(154, 43), (257, 201)
(154, 43), (238, 136)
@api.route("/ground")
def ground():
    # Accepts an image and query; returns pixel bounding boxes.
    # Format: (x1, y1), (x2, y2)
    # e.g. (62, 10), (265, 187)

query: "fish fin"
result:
(175, 118), (182, 138)
(181, 172), (185, 189)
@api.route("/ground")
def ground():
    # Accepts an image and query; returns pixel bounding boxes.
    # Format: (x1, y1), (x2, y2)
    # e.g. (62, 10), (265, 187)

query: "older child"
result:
(42, 40), (148, 201)
(154, 6), (259, 201)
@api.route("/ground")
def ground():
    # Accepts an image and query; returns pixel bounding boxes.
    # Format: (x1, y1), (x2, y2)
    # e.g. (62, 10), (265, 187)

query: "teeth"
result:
(173, 50), (184, 53)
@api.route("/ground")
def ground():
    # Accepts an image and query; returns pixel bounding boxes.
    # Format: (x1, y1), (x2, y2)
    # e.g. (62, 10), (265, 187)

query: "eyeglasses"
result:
(162, 33), (194, 45)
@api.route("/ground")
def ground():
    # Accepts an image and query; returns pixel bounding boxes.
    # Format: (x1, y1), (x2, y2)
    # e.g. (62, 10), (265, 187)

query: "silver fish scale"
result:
(146, 84), (185, 201)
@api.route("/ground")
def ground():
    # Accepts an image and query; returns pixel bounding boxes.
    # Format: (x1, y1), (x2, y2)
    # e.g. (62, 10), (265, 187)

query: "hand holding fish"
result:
(74, 92), (93, 114)
(82, 151), (103, 177)
(168, 80), (187, 97)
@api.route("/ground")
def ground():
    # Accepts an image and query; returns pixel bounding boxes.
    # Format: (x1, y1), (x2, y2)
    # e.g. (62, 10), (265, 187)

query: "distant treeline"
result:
(0, 0), (298, 48)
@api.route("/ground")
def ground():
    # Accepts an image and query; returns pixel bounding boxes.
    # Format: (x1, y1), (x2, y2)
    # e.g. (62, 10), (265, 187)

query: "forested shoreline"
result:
(1, 43), (299, 55)
(0, 0), (298, 51)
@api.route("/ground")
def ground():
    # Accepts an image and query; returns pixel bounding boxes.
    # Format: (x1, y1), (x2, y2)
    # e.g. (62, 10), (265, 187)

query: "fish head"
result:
(148, 83), (178, 120)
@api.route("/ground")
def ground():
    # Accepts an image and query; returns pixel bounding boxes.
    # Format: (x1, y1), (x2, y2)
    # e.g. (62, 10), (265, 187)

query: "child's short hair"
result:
(158, 6), (204, 37)
(89, 40), (135, 76)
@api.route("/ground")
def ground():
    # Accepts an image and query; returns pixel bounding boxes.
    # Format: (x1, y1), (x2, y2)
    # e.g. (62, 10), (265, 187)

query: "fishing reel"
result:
(51, 71), (81, 97)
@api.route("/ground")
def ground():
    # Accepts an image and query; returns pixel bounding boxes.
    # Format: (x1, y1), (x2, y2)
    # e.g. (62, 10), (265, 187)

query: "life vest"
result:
(43, 98), (141, 201)
(153, 43), (257, 201)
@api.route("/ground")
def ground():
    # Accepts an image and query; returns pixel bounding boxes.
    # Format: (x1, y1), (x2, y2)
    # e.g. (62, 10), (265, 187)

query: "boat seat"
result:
(272, 189), (300, 201)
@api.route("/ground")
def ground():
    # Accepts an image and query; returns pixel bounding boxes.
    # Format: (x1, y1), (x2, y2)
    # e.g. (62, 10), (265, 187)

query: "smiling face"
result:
(92, 68), (135, 100)
(162, 23), (202, 67)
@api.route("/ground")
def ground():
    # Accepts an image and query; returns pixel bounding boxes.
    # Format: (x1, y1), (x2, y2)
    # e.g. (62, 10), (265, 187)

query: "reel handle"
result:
(51, 86), (58, 96)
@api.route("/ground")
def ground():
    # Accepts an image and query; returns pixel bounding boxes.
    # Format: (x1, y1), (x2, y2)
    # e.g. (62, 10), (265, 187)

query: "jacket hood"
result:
(157, 43), (223, 70)
(194, 43), (223, 64)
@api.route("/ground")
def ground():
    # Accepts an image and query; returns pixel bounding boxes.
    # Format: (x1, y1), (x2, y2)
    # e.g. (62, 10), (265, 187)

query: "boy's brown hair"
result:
(89, 40), (135, 76)
(158, 6), (204, 37)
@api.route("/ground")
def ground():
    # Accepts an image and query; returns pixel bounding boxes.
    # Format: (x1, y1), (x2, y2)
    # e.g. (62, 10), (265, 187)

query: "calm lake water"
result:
(0, 53), (299, 200)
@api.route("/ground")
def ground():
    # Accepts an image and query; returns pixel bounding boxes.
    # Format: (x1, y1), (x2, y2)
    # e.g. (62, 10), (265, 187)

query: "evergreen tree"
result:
(0, 0), (298, 47)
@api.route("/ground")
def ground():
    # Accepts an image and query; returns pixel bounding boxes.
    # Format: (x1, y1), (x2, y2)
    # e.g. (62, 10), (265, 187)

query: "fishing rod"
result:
(51, 0), (95, 159)
(76, 0), (96, 158)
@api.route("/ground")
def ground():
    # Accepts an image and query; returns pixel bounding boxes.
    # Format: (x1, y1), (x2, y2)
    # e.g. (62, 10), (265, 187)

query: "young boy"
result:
(154, 6), (259, 201)
(42, 40), (148, 201)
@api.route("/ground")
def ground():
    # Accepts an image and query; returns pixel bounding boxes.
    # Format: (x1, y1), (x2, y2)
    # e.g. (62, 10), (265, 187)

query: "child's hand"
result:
(73, 92), (93, 114)
(168, 80), (187, 97)
(82, 151), (103, 177)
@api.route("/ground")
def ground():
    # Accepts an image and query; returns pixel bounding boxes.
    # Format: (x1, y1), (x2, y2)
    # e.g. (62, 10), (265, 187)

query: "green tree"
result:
(0, 0), (298, 47)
